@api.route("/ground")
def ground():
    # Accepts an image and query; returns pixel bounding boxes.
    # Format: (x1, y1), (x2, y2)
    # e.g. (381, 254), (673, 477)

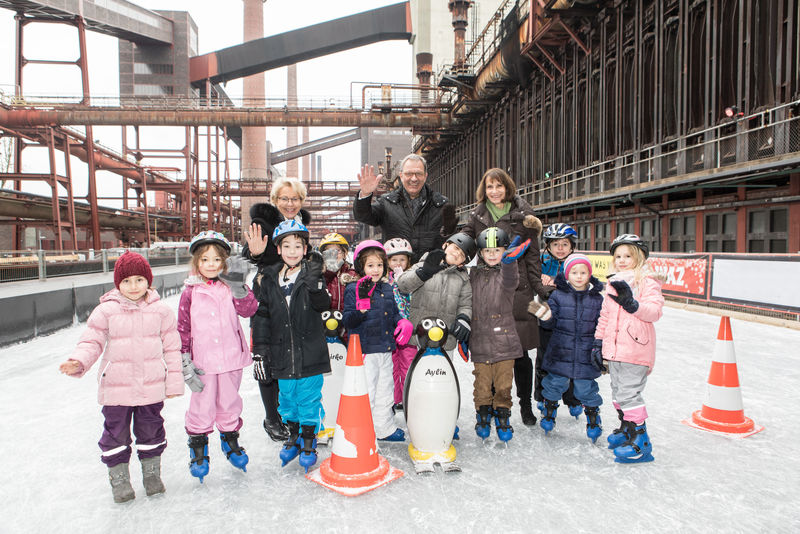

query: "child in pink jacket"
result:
(178, 231), (258, 482)
(60, 251), (183, 503)
(593, 234), (664, 464)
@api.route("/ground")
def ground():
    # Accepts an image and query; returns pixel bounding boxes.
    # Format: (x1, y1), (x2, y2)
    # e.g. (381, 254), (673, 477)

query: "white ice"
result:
(1, 297), (798, 533)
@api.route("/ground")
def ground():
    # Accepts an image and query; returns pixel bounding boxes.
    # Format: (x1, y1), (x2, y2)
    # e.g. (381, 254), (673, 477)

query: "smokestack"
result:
(448, 1), (471, 73)
(286, 64), (299, 178)
(302, 126), (310, 180)
(416, 52), (433, 102)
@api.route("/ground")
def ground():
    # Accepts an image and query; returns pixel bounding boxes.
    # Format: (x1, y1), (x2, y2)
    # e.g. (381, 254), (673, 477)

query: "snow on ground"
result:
(1, 297), (798, 533)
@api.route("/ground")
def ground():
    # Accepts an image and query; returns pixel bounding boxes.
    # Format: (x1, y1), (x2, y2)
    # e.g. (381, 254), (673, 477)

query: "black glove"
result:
(450, 313), (471, 344)
(304, 251), (324, 282)
(252, 348), (271, 382)
(416, 249), (447, 281)
(609, 280), (639, 314)
(357, 277), (375, 300)
(591, 339), (606, 374)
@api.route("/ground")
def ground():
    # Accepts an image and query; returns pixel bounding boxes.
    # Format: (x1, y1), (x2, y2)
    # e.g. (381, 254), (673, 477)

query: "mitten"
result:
(450, 313), (471, 344)
(609, 280), (639, 314)
(527, 295), (552, 321)
(501, 236), (531, 264)
(356, 276), (376, 311)
(591, 339), (607, 374)
(181, 352), (205, 393)
(252, 349), (271, 382)
(219, 255), (251, 299)
(304, 250), (325, 282)
(416, 249), (447, 281)
(394, 319), (413, 345)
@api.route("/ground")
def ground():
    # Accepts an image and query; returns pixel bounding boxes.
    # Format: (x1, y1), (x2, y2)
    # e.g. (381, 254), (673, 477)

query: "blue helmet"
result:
(190, 230), (231, 254)
(272, 220), (309, 245)
(542, 223), (577, 243)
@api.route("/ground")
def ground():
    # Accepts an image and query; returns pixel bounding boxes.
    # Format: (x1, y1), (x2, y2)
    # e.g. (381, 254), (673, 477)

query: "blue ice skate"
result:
(607, 409), (628, 449)
(297, 425), (318, 473)
(475, 406), (492, 439)
(220, 431), (248, 472)
(187, 434), (209, 483)
(569, 404), (583, 419)
(614, 421), (654, 464)
(540, 400), (559, 435)
(494, 407), (514, 442)
(280, 422), (301, 466)
(583, 406), (602, 443)
(537, 401), (544, 413)
(378, 428), (405, 442)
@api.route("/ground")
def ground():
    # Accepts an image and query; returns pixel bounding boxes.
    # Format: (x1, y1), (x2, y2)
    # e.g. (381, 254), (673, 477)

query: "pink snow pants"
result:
(185, 370), (244, 435)
(392, 343), (417, 404)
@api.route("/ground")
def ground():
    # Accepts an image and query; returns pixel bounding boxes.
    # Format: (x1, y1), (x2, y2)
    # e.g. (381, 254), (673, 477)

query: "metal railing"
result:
(0, 247), (193, 283)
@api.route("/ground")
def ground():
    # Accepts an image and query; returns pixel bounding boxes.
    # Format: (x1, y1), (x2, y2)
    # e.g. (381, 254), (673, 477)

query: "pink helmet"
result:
(384, 237), (413, 257)
(353, 239), (387, 277)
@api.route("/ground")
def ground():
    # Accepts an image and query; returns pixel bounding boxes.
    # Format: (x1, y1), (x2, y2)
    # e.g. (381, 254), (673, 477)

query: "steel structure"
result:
(421, 0), (800, 254)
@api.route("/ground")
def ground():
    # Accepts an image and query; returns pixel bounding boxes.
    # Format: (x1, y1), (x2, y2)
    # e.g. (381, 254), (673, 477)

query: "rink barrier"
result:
(581, 251), (800, 321)
(0, 270), (187, 347)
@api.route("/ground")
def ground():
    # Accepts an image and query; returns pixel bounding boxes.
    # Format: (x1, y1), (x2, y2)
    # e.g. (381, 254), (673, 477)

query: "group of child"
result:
(60, 216), (664, 503)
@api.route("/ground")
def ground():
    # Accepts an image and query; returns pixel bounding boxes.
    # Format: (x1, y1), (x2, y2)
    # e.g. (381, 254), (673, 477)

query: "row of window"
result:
(568, 207), (789, 253)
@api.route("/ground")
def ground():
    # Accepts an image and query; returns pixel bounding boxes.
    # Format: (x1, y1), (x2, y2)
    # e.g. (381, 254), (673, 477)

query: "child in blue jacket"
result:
(343, 240), (413, 442)
(528, 254), (605, 442)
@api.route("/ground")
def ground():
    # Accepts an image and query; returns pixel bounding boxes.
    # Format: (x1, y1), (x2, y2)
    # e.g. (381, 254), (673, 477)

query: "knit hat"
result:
(114, 251), (153, 289)
(564, 253), (592, 277)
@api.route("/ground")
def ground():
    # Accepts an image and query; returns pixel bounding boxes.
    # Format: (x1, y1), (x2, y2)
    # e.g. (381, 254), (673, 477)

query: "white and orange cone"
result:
(306, 334), (404, 496)
(682, 316), (764, 438)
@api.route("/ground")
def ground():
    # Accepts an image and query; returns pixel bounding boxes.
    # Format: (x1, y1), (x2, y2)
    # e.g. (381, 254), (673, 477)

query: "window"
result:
(640, 218), (660, 252)
(747, 208), (788, 252)
(595, 222), (610, 252)
(576, 225), (591, 251)
(133, 84), (174, 96)
(134, 63), (173, 75)
(704, 212), (737, 252)
(616, 220), (633, 236)
(669, 215), (696, 252)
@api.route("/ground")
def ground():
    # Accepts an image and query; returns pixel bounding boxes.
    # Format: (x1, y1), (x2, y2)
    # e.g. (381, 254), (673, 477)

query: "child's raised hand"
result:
(356, 276), (375, 311)
(609, 280), (639, 314)
(501, 236), (531, 264)
(244, 222), (268, 256)
(59, 359), (83, 376)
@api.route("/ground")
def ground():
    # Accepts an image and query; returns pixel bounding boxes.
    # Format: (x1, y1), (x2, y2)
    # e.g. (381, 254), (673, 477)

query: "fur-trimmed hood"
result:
(340, 272), (389, 286)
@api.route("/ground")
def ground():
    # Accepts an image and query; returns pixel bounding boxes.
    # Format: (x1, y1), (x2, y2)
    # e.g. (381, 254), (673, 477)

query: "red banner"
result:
(648, 255), (708, 296)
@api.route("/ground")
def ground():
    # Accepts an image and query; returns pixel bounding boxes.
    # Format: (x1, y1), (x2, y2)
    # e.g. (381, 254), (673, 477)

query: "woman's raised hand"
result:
(244, 222), (268, 256)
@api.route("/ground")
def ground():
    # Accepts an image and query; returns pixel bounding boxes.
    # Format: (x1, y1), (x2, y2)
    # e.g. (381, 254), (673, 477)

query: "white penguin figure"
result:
(403, 317), (461, 473)
(318, 310), (347, 445)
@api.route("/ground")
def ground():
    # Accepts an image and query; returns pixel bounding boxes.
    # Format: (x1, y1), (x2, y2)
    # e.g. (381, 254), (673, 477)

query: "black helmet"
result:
(444, 232), (477, 263)
(542, 223), (577, 243)
(610, 233), (649, 259)
(476, 227), (511, 249)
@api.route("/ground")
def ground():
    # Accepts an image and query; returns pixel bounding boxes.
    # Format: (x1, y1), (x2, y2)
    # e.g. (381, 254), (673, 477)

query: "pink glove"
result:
(355, 276), (376, 311)
(394, 318), (413, 345)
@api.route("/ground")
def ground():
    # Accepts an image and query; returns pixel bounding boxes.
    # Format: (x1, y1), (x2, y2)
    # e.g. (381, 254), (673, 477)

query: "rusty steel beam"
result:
(0, 107), (453, 129)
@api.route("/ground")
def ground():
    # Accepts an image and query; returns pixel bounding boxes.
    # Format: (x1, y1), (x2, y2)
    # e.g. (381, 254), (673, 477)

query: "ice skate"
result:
(583, 406), (602, 443)
(568, 404), (583, 419)
(475, 405), (492, 439)
(140, 456), (165, 496)
(540, 400), (559, 435)
(614, 421), (654, 463)
(220, 430), (249, 472)
(187, 434), (210, 483)
(298, 425), (318, 473)
(378, 428), (405, 442)
(279, 421), (301, 466)
(494, 407), (514, 442)
(607, 409), (628, 449)
(108, 463), (135, 503)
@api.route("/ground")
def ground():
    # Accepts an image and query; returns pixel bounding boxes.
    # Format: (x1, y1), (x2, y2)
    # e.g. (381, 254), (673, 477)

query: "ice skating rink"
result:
(1, 297), (798, 533)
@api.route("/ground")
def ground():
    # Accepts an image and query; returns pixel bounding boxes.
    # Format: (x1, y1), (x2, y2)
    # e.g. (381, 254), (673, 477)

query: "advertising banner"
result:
(648, 255), (709, 297)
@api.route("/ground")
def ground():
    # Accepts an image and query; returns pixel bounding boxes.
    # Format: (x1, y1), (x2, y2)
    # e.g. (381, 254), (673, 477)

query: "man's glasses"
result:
(402, 171), (425, 178)
(277, 196), (302, 204)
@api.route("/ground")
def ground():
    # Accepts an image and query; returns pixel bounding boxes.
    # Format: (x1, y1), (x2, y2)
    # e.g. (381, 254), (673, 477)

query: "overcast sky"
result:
(0, 0), (413, 202)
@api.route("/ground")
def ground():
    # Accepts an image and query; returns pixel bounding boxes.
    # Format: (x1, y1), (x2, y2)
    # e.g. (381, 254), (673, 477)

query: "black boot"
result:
(520, 402), (537, 426)
(259, 380), (289, 441)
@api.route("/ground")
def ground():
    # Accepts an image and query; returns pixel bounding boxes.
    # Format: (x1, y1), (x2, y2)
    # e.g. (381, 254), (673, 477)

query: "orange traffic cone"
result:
(306, 334), (404, 496)
(682, 317), (764, 438)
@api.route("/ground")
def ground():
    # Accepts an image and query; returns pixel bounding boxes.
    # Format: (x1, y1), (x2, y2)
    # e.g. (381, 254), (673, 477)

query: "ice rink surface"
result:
(2, 296), (798, 534)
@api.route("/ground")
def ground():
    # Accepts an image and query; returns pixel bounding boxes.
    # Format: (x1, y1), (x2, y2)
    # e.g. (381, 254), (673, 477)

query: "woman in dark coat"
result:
(242, 177), (311, 442)
(462, 168), (548, 426)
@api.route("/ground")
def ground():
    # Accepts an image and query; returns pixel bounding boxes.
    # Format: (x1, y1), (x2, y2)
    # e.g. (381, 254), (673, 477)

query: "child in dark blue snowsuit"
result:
(529, 254), (605, 442)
